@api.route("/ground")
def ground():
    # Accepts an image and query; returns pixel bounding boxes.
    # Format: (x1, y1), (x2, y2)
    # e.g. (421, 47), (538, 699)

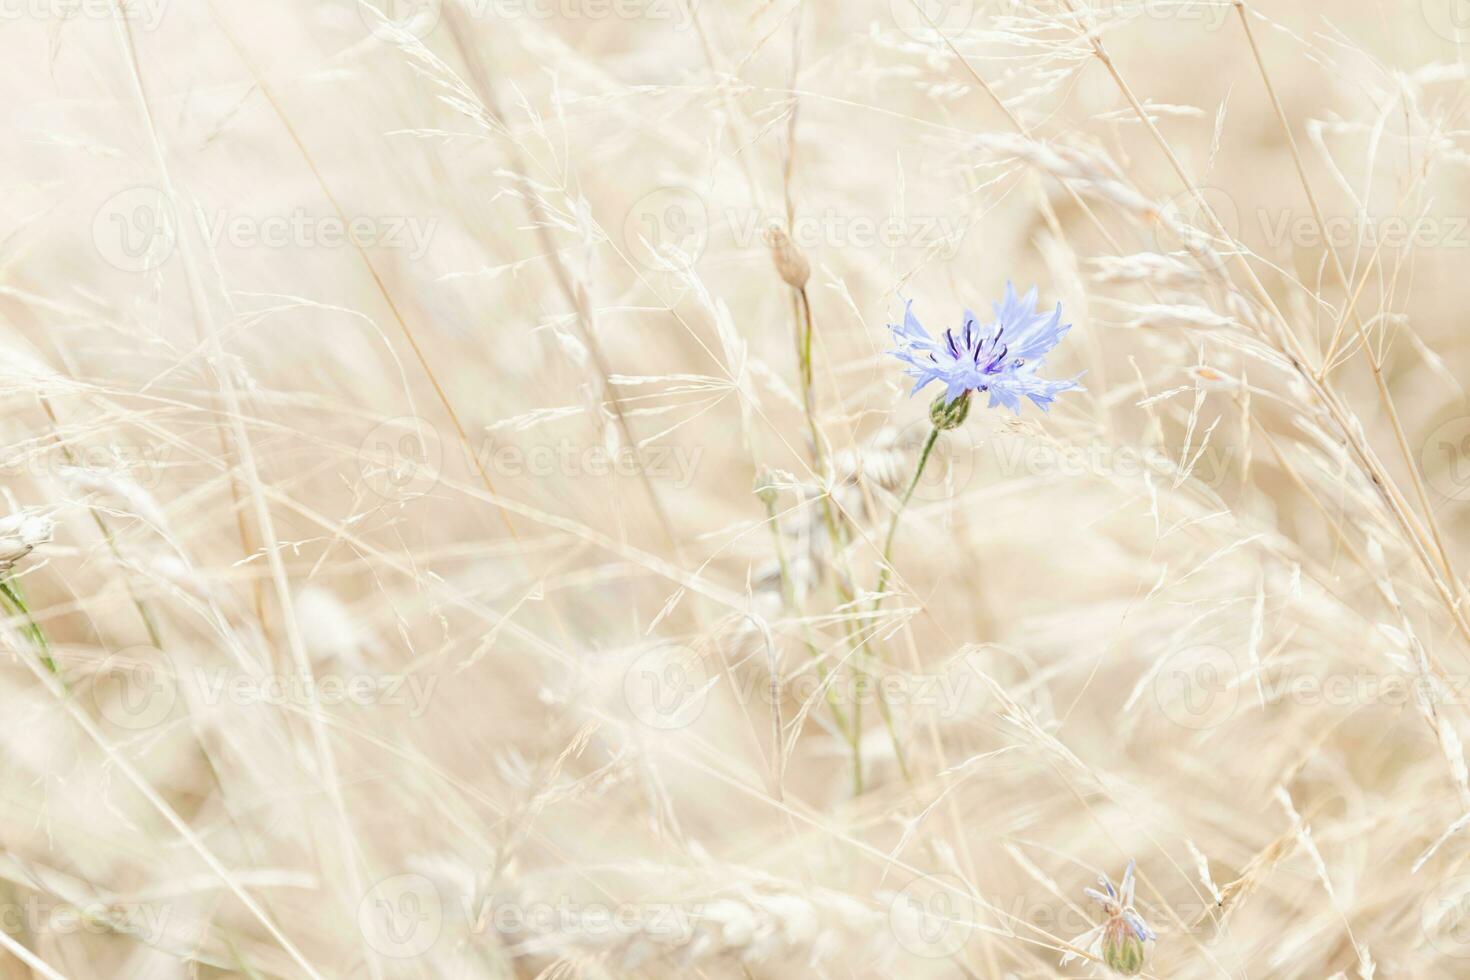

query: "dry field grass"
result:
(4, 0), (1470, 977)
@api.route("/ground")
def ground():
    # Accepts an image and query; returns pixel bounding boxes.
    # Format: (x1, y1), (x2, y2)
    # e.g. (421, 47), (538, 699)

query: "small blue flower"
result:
(1079, 860), (1156, 976)
(888, 282), (1082, 413)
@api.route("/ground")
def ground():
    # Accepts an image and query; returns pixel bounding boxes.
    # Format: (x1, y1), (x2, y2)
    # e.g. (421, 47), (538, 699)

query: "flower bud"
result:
(753, 469), (780, 507)
(929, 392), (971, 431)
(1102, 919), (1146, 976)
(764, 225), (810, 290)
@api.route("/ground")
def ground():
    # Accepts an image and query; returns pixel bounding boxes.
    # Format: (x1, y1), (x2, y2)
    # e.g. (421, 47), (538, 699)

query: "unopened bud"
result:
(1101, 919), (1146, 976)
(753, 469), (780, 506)
(764, 225), (810, 289)
(929, 392), (971, 431)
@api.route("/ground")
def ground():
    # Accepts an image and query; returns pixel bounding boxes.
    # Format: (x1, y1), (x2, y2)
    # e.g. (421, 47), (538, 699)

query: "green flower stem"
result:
(873, 425), (941, 611)
(0, 577), (58, 676)
(787, 288), (917, 794)
(841, 425), (942, 792)
(787, 288), (876, 792)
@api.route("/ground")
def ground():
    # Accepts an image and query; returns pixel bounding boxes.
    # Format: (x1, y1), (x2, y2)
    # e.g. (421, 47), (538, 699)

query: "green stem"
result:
(849, 426), (942, 789)
(0, 578), (58, 677)
(789, 285), (872, 792)
(873, 425), (942, 611)
(788, 285), (919, 794)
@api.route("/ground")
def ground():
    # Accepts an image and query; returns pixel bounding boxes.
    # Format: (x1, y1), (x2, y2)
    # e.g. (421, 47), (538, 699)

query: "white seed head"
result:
(0, 511), (54, 572)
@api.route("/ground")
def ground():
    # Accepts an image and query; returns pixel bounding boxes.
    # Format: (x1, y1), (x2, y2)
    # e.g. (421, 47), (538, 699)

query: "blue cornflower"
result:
(888, 282), (1081, 413)
(1072, 860), (1155, 976)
